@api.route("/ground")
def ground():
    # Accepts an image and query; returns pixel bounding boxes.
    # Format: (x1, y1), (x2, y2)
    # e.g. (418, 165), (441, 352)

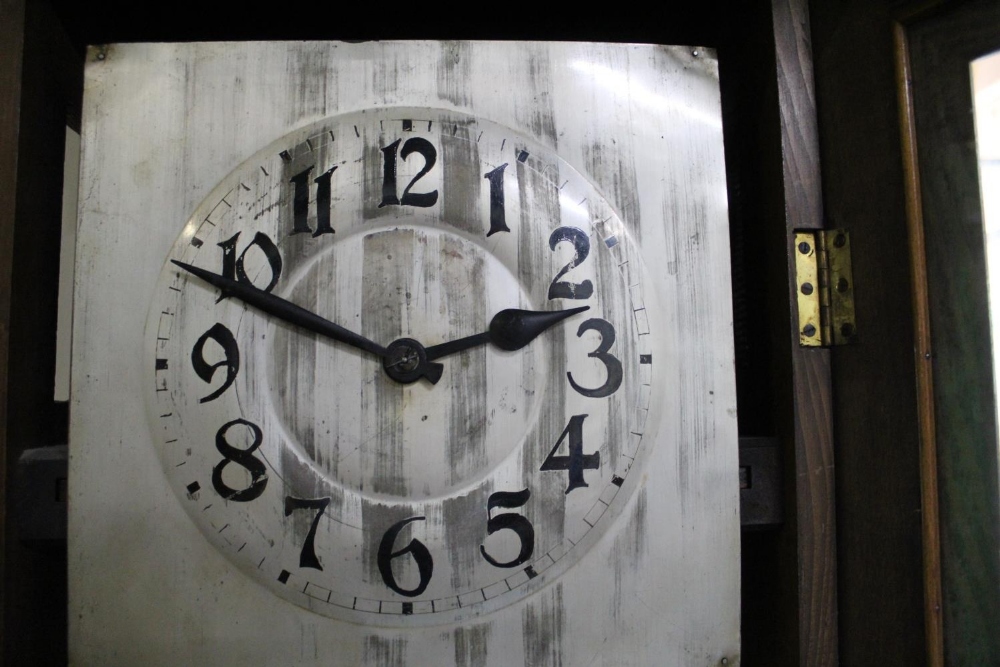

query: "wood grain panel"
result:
(894, 17), (944, 666)
(3, 1), (80, 663)
(797, 2), (934, 665)
(771, 1), (839, 664)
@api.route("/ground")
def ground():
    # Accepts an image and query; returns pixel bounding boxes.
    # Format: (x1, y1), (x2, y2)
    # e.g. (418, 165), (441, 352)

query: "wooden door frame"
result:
(893, 10), (945, 664)
(771, 1), (839, 664)
(895, 2), (1000, 664)
(0, 0), (25, 656)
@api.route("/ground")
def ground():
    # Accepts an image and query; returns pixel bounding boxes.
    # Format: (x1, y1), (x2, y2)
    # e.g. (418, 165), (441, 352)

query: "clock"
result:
(72, 41), (739, 665)
(146, 108), (655, 624)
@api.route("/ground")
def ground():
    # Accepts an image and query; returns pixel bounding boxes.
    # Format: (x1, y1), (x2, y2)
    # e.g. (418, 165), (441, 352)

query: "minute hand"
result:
(424, 306), (589, 361)
(171, 260), (387, 358)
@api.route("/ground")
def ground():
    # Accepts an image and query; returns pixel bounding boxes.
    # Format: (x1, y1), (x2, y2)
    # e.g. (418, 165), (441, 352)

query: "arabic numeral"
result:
(191, 322), (239, 403)
(211, 419), (268, 502)
(548, 226), (594, 300)
(480, 489), (534, 568)
(217, 231), (282, 296)
(540, 414), (600, 494)
(284, 496), (331, 570)
(289, 165), (337, 237)
(378, 138), (438, 208)
(568, 318), (623, 398)
(377, 516), (433, 597)
(484, 163), (510, 236)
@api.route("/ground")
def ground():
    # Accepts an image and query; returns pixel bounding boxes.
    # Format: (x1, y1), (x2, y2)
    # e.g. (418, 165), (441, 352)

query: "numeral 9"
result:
(191, 323), (239, 403)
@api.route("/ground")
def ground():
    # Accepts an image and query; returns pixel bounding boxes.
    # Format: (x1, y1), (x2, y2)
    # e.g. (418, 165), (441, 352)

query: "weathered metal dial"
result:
(145, 107), (655, 626)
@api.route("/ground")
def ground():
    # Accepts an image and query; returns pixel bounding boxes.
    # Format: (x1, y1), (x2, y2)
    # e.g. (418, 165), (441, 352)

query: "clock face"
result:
(146, 107), (657, 625)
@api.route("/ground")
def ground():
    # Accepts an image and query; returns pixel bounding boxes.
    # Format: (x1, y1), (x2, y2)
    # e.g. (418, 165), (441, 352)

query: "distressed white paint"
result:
(70, 42), (738, 666)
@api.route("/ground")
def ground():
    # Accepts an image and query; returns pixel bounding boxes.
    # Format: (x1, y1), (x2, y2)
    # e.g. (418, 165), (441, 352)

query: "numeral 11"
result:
(289, 165), (337, 237)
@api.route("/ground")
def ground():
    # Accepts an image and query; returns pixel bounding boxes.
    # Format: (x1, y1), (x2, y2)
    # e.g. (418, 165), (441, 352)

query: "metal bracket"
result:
(15, 445), (67, 545)
(739, 437), (783, 529)
(794, 229), (857, 346)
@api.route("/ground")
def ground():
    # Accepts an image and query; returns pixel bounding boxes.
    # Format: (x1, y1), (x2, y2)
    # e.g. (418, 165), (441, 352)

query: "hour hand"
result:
(171, 260), (388, 358)
(424, 306), (590, 361)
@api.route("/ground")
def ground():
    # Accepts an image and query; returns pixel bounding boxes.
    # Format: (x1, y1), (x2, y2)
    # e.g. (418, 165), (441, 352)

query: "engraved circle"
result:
(262, 225), (547, 502)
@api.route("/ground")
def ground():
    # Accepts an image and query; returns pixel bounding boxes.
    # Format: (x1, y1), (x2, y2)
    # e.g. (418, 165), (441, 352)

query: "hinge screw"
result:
(801, 282), (814, 295)
(834, 233), (847, 248)
(798, 241), (811, 254)
(803, 324), (817, 337)
(837, 277), (849, 292)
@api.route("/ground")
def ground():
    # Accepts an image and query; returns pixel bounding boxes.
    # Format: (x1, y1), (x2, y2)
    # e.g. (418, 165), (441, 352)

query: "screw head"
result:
(841, 322), (855, 338)
(837, 277), (849, 292)
(803, 323), (817, 337)
(834, 233), (847, 248)
(798, 241), (811, 254)
(801, 282), (814, 296)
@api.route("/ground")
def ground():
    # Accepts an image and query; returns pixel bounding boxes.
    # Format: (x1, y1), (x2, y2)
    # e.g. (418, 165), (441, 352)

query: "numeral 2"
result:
(548, 226), (594, 300)
(541, 414), (600, 494)
(379, 138), (438, 208)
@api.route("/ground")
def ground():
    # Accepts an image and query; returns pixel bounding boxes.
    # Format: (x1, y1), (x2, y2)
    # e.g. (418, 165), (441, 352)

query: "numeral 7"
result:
(284, 496), (331, 570)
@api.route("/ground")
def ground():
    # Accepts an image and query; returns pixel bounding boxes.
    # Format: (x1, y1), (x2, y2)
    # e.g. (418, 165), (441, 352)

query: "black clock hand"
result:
(171, 260), (389, 358)
(424, 306), (590, 361)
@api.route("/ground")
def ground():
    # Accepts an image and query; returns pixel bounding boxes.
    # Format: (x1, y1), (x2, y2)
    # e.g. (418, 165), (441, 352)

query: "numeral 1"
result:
(484, 163), (509, 236)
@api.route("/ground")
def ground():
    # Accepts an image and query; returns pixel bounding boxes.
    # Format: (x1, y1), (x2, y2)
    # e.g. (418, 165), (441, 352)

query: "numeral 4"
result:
(540, 414), (600, 494)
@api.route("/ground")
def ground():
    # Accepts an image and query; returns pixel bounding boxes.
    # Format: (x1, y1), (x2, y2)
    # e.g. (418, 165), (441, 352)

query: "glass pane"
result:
(973, 49), (1000, 502)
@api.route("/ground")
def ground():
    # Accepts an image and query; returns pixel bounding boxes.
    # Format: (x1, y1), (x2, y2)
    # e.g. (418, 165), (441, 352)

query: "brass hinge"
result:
(794, 229), (857, 347)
